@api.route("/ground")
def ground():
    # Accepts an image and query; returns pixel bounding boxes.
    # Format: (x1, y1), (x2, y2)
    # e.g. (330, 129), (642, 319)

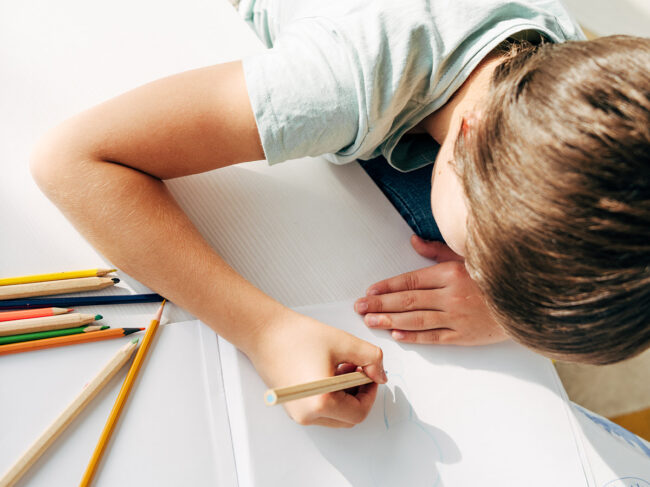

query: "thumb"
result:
(335, 337), (387, 384)
(411, 235), (464, 262)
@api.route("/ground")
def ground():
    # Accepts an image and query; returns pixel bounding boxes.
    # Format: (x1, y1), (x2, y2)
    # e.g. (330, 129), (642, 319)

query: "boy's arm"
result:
(30, 61), (386, 427)
(355, 236), (508, 345)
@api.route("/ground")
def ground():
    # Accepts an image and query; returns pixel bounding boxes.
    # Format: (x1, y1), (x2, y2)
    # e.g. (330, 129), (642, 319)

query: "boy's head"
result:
(456, 35), (650, 365)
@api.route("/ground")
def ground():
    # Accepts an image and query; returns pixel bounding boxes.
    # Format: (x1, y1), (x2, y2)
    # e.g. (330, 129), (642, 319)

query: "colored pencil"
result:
(0, 339), (139, 487)
(0, 313), (102, 337)
(0, 325), (109, 345)
(0, 307), (71, 322)
(264, 371), (374, 406)
(0, 327), (143, 356)
(0, 277), (119, 301)
(0, 268), (116, 286)
(80, 301), (166, 486)
(0, 293), (164, 310)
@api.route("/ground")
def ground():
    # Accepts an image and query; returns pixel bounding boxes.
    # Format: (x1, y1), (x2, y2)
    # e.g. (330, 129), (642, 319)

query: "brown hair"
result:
(456, 35), (650, 364)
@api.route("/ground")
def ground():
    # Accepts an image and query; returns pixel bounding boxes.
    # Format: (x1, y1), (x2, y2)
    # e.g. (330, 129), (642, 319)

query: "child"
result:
(30, 0), (650, 428)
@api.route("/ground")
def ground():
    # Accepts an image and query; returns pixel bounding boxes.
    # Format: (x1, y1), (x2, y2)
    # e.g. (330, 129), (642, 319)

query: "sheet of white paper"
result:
(572, 405), (650, 487)
(0, 320), (236, 487)
(166, 158), (432, 308)
(219, 300), (590, 487)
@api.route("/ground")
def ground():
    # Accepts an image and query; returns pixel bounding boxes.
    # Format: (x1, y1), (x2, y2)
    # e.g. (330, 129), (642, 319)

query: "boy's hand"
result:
(249, 310), (387, 428)
(354, 235), (507, 346)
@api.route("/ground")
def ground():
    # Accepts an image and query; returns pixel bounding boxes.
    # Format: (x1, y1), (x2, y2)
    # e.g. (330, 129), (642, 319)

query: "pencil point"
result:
(140, 327), (145, 330)
(131, 338), (139, 344)
(94, 314), (103, 320)
(153, 300), (166, 322)
(111, 278), (120, 284)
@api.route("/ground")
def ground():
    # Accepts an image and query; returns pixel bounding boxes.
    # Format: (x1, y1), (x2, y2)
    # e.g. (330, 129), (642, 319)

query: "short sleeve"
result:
(242, 18), (364, 164)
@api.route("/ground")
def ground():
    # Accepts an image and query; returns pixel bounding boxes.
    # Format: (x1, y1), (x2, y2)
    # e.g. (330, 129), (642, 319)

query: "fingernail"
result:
(366, 316), (378, 327)
(355, 300), (368, 313)
(392, 330), (406, 340)
(366, 288), (379, 296)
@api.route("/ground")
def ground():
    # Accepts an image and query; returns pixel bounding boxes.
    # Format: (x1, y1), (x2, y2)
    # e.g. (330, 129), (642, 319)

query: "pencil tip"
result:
(153, 300), (166, 321)
(140, 327), (145, 330)
(94, 314), (103, 320)
(131, 338), (139, 344)
(111, 278), (120, 284)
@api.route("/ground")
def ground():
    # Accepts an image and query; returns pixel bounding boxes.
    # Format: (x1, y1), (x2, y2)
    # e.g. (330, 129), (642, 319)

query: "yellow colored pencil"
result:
(264, 371), (374, 406)
(0, 339), (138, 487)
(0, 268), (116, 286)
(0, 277), (118, 301)
(80, 300), (166, 486)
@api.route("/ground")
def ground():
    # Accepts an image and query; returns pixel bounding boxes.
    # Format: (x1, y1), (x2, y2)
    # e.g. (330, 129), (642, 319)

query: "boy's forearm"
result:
(31, 148), (285, 356)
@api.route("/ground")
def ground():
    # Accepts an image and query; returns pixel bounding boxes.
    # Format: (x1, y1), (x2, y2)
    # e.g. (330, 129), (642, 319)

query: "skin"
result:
(355, 54), (508, 346)
(30, 55), (504, 429)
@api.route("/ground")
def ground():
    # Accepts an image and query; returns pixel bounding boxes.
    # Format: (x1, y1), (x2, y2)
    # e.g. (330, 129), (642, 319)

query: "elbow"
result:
(29, 131), (58, 198)
(29, 123), (89, 204)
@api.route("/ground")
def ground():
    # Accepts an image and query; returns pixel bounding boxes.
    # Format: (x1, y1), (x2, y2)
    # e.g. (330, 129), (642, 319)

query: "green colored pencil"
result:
(0, 325), (109, 345)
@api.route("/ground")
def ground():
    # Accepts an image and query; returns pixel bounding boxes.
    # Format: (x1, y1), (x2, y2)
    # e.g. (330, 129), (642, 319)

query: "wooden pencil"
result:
(0, 313), (102, 337)
(80, 301), (166, 486)
(264, 371), (374, 406)
(0, 277), (119, 301)
(0, 325), (109, 345)
(0, 268), (116, 286)
(0, 307), (72, 322)
(0, 339), (139, 487)
(0, 328), (142, 356)
(0, 293), (163, 311)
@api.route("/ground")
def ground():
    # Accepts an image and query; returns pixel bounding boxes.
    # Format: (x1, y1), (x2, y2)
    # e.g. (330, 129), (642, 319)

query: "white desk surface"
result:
(1, 0), (648, 486)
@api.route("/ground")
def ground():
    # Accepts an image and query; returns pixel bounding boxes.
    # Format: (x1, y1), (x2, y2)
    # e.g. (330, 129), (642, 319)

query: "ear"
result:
(461, 110), (482, 138)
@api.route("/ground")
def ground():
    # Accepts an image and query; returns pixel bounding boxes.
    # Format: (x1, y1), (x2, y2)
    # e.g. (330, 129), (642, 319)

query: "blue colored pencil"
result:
(0, 293), (164, 310)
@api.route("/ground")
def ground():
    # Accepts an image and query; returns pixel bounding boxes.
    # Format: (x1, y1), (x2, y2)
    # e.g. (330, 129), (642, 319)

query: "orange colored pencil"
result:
(0, 307), (71, 322)
(80, 301), (166, 486)
(0, 327), (143, 356)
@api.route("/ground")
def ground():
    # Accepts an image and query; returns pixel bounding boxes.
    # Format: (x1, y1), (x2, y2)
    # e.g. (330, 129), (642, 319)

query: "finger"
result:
(391, 328), (458, 344)
(309, 417), (356, 428)
(333, 338), (387, 384)
(364, 310), (446, 331)
(411, 235), (464, 262)
(335, 362), (358, 375)
(357, 290), (442, 315)
(364, 266), (442, 296)
(323, 382), (378, 425)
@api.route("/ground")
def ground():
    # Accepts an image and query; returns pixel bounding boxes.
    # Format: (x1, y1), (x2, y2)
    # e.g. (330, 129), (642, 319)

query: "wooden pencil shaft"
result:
(0, 325), (107, 345)
(0, 313), (98, 337)
(80, 301), (165, 486)
(0, 269), (115, 286)
(0, 307), (70, 322)
(0, 293), (163, 310)
(0, 277), (116, 300)
(0, 328), (133, 356)
(0, 340), (137, 487)
(265, 371), (373, 406)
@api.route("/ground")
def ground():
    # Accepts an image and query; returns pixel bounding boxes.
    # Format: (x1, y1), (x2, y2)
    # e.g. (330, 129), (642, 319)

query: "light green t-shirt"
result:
(236, 0), (584, 171)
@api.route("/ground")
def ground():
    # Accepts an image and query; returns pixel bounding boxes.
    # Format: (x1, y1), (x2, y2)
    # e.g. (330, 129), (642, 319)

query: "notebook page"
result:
(219, 300), (591, 487)
(0, 320), (235, 487)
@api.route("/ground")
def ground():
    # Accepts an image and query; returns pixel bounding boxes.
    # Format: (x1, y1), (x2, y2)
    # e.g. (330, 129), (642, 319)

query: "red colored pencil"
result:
(0, 307), (72, 322)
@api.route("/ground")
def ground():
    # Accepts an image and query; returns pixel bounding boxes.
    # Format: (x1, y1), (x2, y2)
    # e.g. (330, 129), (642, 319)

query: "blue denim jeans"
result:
(358, 156), (443, 242)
